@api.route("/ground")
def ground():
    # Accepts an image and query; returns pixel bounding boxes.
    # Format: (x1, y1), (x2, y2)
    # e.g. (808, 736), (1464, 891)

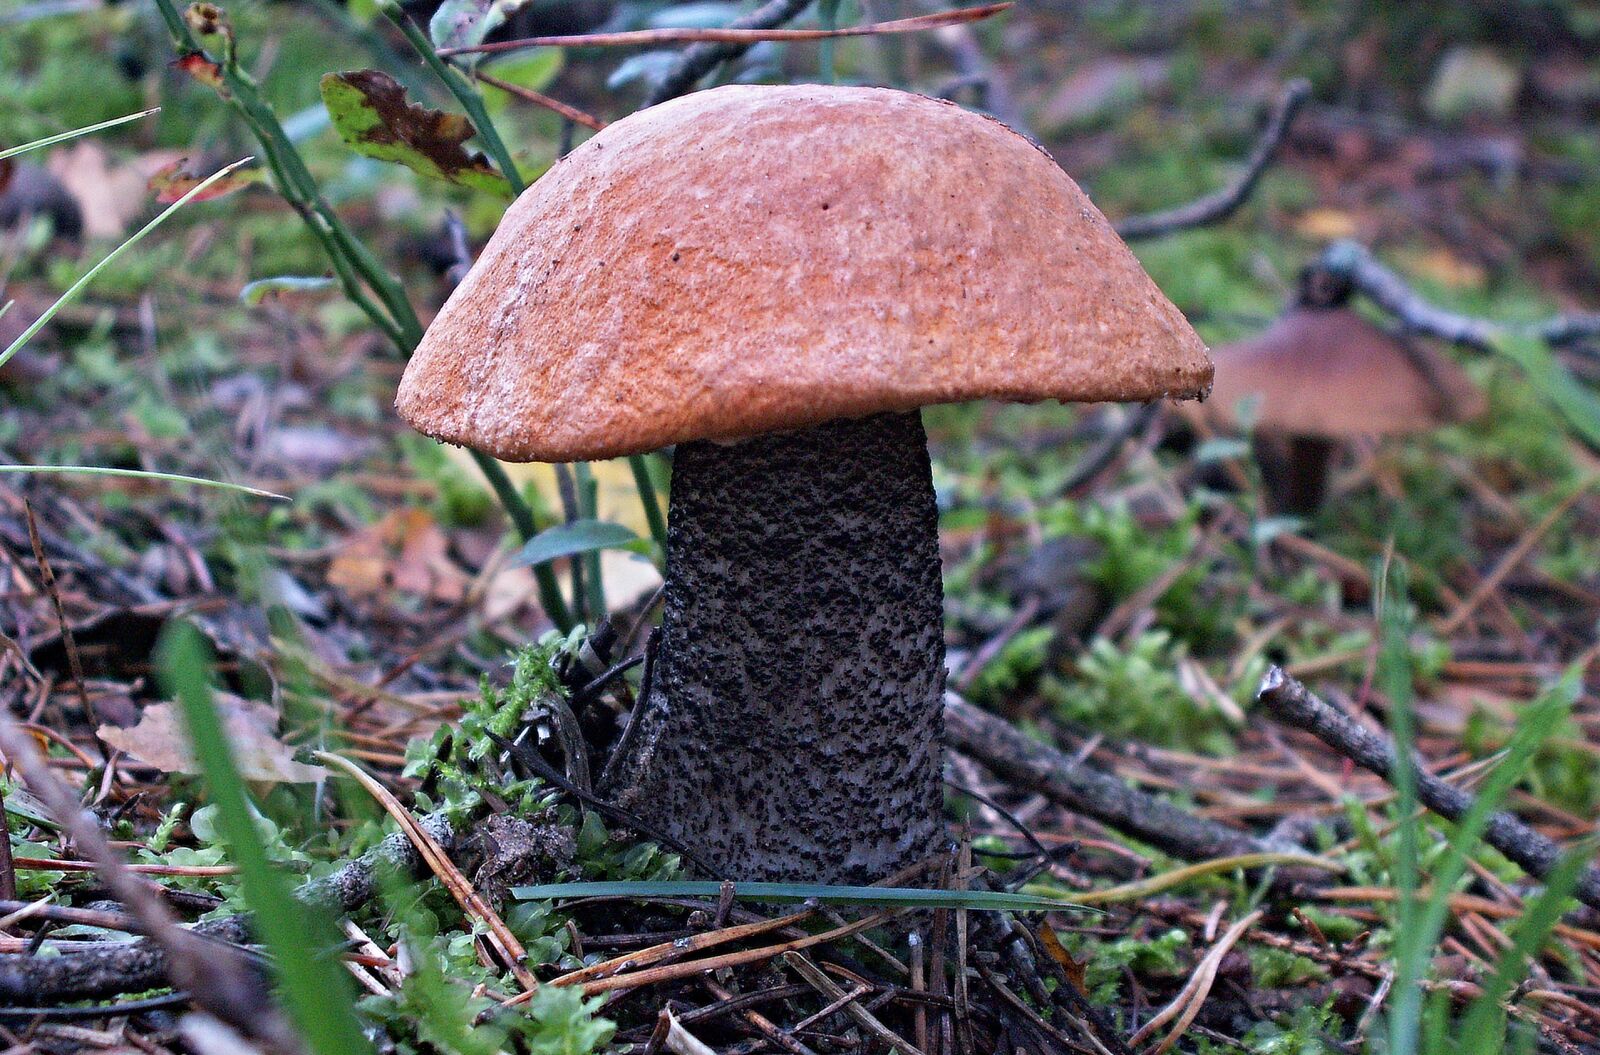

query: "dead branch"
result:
(1301, 240), (1600, 350)
(0, 811), (460, 1006)
(0, 714), (290, 1046)
(1254, 666), (1600, 910)
(471, 70), (606, 131)
(443, 3), (1007, 56)
(1115, 79), (1310, 241)
(644, 0), (813, 106)
(943, 692), (1296, 862)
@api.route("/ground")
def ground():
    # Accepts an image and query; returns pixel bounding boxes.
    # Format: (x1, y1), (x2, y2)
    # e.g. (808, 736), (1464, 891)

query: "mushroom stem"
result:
(1266, 435), (1338, 515)
(610, 411), (946, 882)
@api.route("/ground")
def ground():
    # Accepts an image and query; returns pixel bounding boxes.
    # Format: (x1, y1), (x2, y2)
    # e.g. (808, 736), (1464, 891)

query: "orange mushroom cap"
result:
(397, 84), (1212, 463)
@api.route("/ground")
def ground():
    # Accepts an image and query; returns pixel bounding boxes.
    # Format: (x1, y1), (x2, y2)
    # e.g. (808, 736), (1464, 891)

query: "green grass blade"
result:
(512, 879), (1092, 913)
(1459, 842), (1591, 1054)
(628, 454), (668, 553)
(1380, 562), (1576, 1055)
(0, 158), (254, 375)
(0, 108), (161, 162)
(0, 464), (289, 501)
(1413, 671), (1575, 964)
(1494, 334), (1600, 450)
(157, 623), (372, 1055)
(1378, 559), (1424, 1055)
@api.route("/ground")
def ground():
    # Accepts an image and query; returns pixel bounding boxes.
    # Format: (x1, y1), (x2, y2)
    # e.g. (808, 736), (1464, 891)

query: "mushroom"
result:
(1206, 305), (1485, 514)
(397, 84), (1211, 882)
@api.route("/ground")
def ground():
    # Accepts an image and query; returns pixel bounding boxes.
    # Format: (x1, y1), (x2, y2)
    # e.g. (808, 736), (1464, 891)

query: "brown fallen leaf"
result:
(328, 507), (469, 601)
(47, 143), (187, 239)
(100, 697), (323, 784)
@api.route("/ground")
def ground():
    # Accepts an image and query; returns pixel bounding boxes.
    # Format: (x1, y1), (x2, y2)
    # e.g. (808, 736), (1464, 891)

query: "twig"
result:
(21, 501), (98, 738)
(1311, 887), (1600, 953)
(488, 726), (718, 875)
(783, 951), (925, 1055)
(0, 991), (195, 1020)
(1115, 80), (1310, 241)
(0, 715), (289, 1046)
(1254, 667), (1600, 910)
(443, 3), (1008, 55)
(471, 71), (606, 131)
(943, 692), (1295, 862)
(562, 910), (896, 996)
(662, 1008), (719, 1055)
(645, 0), (815, 106)
(1436, 482), (1592, 636)
(1127, 910), (1263, 1055)
(0, 812), (462, 1004)
(533, 908), (817, 993)
(704, 976), (821, 1055)
(314, 750), (538, 990)
(1302, 240), (1600, 350)
(1070, 852), (1341, 905)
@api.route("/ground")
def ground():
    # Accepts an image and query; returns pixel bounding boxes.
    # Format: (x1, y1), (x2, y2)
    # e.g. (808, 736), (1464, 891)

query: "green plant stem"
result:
(1379, 561), (1424, 1055)
(0, 464), (287, 500)
(576, 462), (605, 618)
(151, 0), (417, 346)
(818, 0), (840, 82)
(478, 450), (575, 630)
(0, 159), (253, 374)
(629, 454), (668, 550)
(152, 0), (573, 628)
(381, 2), (528, 196)
(391, 7), (672, 602)
(0, 107), (161, 162)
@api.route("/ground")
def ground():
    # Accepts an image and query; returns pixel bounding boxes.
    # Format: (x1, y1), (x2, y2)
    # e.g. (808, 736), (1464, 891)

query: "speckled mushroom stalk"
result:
(614, 412), (945, 882)
(395, 83), (1213, 884)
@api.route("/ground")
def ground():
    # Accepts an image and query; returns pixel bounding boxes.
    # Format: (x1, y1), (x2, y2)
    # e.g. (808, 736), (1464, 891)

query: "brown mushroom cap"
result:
(1206, 307), (1486, 438)
(397, 83), (1212, 463)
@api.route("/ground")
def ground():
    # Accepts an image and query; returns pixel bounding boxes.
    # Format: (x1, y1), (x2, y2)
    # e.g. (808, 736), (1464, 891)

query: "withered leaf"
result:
(320, 70), (512, 196)
(147, 157), (258, 204)
(100, 697), (324, 785)
(171, 52), (226, 92)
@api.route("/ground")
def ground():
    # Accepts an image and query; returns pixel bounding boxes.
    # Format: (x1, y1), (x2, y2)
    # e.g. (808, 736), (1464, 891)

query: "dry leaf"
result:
(47, 143), (186, 239)
(147, 157), (258, 204)
(328, 507), (469, 601)
(1293, 208), (1359, 241)
(100, 697), (323, 784)
(1396, 247), (1487, 291)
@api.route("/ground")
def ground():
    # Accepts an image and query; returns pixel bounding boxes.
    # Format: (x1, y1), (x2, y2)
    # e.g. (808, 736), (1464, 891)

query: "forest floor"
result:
(3, 2), (1600, 1052)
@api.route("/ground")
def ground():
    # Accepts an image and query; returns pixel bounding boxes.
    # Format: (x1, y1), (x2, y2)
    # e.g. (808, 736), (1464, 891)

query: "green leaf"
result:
(429, 0), (530, 57)
(240, 275), (338, 305)
(511, 519), (640, 568)
(511, 880), (1092, 913)
(157, 624), (373, 1055)
(1193, 437), (1250, 464)
(1492, 333), (1600, 449)
(319, 70), (511, 196)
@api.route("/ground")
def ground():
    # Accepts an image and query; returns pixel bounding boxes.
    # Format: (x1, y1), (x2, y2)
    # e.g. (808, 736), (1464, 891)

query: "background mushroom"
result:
(398, 84), (1212, 882)
(1206, 305), (1486, 514)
